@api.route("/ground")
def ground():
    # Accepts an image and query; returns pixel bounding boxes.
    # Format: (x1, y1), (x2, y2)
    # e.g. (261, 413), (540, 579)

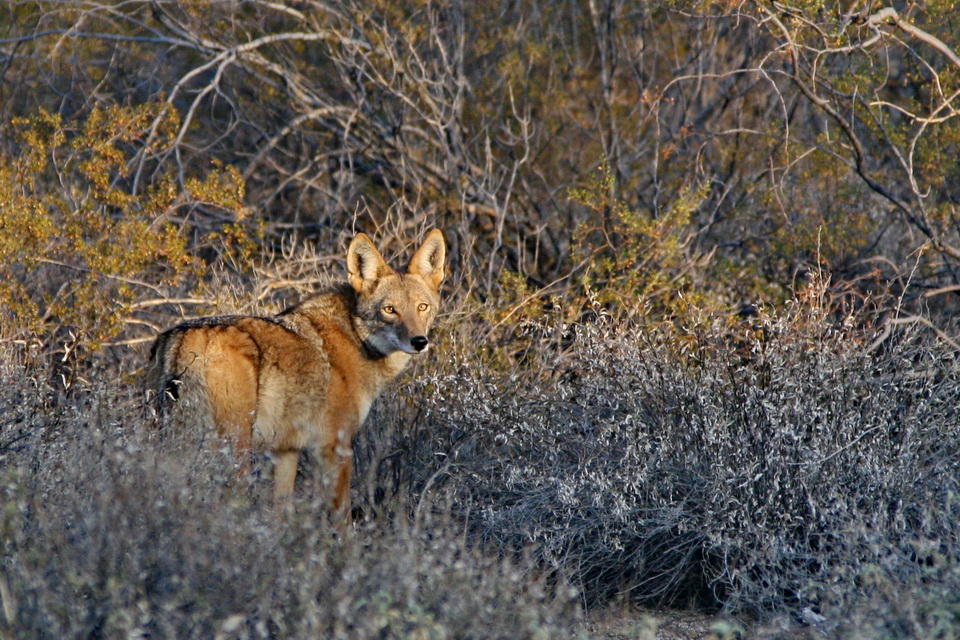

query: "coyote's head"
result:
(347, 229), (446, 357)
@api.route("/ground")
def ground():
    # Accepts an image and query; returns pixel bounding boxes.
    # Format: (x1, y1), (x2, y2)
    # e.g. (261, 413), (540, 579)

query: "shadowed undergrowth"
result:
(358, 298), (960, 637)
(0, 356), (579, 640)
(3, 291), (960, 638)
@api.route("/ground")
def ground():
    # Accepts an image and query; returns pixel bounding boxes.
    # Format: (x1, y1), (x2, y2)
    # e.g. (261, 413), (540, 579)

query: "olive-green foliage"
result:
(571, 164), (716, 319)
(0, 105), (248, 379)
(7, 0), (959, 319)
(3, 0), (960, 370)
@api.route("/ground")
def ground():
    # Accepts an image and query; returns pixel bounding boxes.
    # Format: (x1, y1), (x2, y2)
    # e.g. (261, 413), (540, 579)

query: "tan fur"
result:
(147, 230), (446, 521)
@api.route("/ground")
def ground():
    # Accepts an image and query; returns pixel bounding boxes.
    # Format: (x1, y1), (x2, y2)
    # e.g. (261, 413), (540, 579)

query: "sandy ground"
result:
(584, 606), (733, 640)
(583, 606), (827, 639)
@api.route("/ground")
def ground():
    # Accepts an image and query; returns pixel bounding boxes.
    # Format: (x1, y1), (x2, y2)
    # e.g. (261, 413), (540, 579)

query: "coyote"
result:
(148, 230), (446, 520)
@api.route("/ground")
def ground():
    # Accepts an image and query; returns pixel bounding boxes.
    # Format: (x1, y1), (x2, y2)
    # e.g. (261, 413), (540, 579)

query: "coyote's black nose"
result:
(411, 336), (429, 352)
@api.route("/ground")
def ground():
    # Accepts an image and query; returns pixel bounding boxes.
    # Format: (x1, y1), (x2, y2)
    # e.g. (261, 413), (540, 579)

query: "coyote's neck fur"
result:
(280, 284), (416, 383)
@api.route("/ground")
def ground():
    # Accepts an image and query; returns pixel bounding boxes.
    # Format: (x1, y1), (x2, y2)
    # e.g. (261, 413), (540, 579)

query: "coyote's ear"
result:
(347, 233), (391, 292)
(407, 229), (446, 291)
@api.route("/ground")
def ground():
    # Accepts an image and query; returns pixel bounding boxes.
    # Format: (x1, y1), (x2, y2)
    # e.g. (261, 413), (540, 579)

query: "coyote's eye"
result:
(382, 305), (396, 314)
(418, 303), (429, 312)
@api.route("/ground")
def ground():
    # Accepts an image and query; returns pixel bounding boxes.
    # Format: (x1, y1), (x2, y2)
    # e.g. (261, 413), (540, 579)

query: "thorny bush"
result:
(364, 291), (960, 630)
(4, 267), (960, 637)
(0, 349), (579, 640)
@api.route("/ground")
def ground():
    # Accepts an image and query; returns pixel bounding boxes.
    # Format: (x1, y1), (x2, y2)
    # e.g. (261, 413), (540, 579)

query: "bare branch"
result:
(867, 7), (960, 70)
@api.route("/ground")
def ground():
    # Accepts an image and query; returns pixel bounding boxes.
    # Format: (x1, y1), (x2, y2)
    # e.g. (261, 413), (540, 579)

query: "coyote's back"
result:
(148, 230), (446, 520)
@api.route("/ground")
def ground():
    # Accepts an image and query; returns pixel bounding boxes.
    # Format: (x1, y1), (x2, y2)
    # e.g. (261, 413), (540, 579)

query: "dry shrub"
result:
(0, 107), (250, 385)
(0, 351), (579, 640)
(366, 291), (960, 625)
(827, 555), (960, 640)
(5, 256), (960, 636)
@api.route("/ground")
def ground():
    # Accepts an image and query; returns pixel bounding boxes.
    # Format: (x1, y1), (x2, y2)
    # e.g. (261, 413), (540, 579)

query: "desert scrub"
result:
(826, 552), (960, 640)
(0, 106), (251, 385)
(0, 350), (580, 640)
(570, 163), (720, 322)
(386, 296), (960, 621)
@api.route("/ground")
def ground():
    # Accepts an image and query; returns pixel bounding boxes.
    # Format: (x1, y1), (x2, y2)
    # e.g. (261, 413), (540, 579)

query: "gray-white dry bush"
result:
(0, 352), (579, 640)
(363, 309), (960, 629)
(6, 298), (960, 638)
